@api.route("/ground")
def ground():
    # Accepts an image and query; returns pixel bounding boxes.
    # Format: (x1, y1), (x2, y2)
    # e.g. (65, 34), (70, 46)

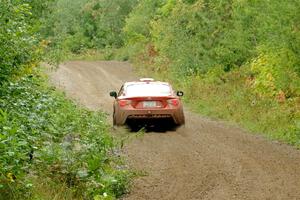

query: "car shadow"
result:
(125, 118), (179, 133)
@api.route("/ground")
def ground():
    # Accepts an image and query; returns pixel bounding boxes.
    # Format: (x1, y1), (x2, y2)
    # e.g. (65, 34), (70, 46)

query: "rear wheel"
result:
(181, 114), (185, 125)
(113, 115), (116, 126)
(177, 111), (185, 126)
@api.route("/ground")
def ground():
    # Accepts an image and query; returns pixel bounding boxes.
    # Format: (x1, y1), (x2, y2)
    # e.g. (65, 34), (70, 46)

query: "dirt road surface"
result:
(52, 61), (300, 200)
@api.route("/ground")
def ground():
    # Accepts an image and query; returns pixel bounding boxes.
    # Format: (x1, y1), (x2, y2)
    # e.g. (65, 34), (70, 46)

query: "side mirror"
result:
(109, 91), (117, 99)
(176, 91), (184, 97)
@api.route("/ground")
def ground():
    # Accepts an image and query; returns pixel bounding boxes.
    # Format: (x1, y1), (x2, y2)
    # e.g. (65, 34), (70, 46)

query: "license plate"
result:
(143, 101), (156, 108)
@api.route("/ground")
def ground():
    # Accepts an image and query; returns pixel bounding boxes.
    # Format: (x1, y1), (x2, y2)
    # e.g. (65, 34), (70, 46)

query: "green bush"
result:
(41, 0), (138, 58)
(0, 1), (133, 199)
(0, 73), (130, 199)
(249, 47), (300, 98)
(124, 0), (299, 76)
(123, 0), (164, 45)
(0, 1), (41, 83)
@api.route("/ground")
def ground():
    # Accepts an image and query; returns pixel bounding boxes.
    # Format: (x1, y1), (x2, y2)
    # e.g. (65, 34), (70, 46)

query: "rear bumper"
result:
(115, 108), (185, 125)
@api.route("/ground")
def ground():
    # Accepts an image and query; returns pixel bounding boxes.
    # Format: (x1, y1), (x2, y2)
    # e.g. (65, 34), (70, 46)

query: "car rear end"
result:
(114, 81), (185, 126)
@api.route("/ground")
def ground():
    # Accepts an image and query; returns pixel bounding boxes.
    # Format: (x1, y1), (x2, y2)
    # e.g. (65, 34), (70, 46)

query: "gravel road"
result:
(51, 61), (300, 200)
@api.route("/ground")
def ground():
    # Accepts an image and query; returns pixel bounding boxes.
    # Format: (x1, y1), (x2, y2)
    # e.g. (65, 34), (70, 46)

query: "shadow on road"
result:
(126, 118), (179, 133)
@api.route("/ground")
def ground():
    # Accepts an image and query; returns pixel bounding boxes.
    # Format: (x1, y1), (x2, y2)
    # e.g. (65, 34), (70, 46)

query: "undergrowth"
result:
(0, 70), (131, 199)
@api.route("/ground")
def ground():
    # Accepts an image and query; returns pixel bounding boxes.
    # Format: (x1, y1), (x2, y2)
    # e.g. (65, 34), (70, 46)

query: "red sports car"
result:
(109, 78), (185, 126)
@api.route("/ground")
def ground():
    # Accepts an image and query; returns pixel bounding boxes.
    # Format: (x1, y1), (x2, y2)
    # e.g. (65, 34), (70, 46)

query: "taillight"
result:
(118, 100), (131, 107)
(167, 99), (179, 106)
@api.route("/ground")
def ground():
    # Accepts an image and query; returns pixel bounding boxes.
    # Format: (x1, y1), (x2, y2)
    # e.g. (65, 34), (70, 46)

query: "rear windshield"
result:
(125, 83), (172, 97)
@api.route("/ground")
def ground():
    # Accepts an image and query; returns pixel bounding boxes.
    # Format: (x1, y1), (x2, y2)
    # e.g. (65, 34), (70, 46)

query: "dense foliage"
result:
(0, 1), (40, 83)
(121, 0), (300, 145)
(0, 74), (129, 199)
(0, 1), (130, 199)
(123, 0), (300, 74)
(41, 0), (137, 60)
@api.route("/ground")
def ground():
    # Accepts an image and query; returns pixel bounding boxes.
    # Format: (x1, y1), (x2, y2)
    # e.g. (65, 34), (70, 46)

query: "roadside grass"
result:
(0, 68), (131, 199)
(181, 72), (300, 146)
(29, 176), (77, 200)
(65, 49), (108, 61)
(46, 47), (133, 64)
(45, 48), (118, 65)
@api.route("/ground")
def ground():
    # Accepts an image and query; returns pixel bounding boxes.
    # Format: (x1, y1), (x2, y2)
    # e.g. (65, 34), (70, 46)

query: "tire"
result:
(181, 114), (185, 125)
(113, 114), (116, 126)
(178, 112), (185, 126)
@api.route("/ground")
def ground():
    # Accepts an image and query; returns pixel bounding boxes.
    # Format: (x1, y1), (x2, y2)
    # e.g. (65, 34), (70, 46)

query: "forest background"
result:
(1, 0), (299, 199)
